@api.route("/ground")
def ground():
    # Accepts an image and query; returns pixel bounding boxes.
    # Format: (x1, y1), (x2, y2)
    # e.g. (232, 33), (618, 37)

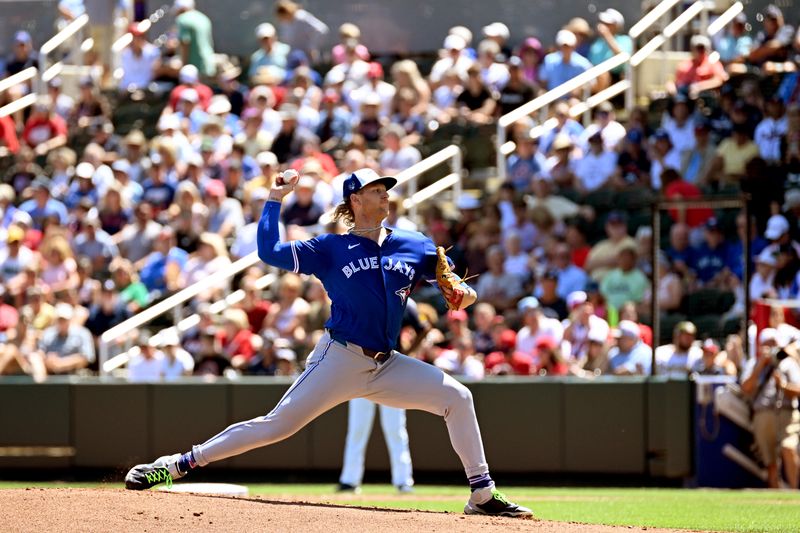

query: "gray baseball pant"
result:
(191, 331), (489, 479)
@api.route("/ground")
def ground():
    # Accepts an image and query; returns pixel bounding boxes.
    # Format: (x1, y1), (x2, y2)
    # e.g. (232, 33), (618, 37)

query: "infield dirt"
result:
(0, 488), (692, 532)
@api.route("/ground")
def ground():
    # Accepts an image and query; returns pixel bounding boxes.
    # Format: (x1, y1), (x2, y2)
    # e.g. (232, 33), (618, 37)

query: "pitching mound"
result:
(1, 488), (685, 532)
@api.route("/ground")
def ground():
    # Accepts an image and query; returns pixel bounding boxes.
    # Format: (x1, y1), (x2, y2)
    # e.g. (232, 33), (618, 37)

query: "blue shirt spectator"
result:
(19, 180), (68, 230)
(248, 23), (290, 81)
(689, 220), (731, 284)
(608, 321), (652, 375)
(139, 246), (189, 293)
(538, 30), (593, 92)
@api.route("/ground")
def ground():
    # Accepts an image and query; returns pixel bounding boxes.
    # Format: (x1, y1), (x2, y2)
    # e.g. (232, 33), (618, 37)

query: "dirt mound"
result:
(0, 488), (684, 532)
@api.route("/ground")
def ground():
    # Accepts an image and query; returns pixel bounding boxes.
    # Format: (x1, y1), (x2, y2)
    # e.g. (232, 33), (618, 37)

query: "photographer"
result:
(741, 328), (800, 489)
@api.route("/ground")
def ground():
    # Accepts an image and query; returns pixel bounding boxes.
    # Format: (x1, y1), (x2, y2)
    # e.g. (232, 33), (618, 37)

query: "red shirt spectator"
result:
(0, 115), (20, 154)
(484, 329), (533, 375)
(22, 108), (67, 147)
(663, 169), (713, 228)
(533, 336), (569, 376)
(674, 35), (727, 91)
(168, 66), (214, 110)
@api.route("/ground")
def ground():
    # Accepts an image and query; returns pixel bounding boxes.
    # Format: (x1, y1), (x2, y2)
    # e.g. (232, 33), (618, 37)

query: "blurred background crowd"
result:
(0, 0), (799, 384)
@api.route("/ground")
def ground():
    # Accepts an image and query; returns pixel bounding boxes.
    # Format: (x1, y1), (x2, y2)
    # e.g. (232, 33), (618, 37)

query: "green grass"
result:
(2, 482), (800, 532)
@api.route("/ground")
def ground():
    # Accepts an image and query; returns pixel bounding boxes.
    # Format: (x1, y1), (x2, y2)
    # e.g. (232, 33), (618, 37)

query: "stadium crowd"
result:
(0, 0), (800, 387)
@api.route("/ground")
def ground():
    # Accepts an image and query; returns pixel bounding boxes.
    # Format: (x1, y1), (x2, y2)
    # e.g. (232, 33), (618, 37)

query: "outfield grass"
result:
(2, 482), (799, 532)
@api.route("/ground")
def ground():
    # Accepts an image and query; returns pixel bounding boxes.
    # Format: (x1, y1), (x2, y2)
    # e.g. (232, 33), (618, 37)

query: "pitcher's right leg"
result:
(126, 335), (372, 490)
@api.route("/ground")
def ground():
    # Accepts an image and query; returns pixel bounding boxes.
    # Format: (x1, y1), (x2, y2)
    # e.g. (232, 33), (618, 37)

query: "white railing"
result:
(38, 13), (90, 94)
(98, 251), (263, 374)
(392, 144), (462, 221)
(102, 272), (277, 374)
(0, 67), (39, 118)
(496, 52), (629, 179)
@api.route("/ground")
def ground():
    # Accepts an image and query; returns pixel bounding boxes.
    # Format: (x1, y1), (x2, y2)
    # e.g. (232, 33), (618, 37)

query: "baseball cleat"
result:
(336, 482), (361, 494)
(125, 454), (185, 490)
(396, 484), (414, 494)
(464, 487), (533, 518)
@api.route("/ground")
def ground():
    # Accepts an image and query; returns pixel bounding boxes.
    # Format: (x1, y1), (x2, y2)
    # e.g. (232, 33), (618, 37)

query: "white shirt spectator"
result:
(655, 343), (703, 378)
(161, 348), (195, 380)
(650, 149), (683, 189)
(580, 121), (627, 152)
(430, 54), (474, 84)
(662, 116), (696, 155)
(379, 146), (421, 174)
(207, 198), (245, 235)
(563, 315), (609, 360)
(348, 81), (396, 119)
(434, 349), (485, 379)
(328, 60), (370, 89)
(572, 150), (617, 192)
(516, 316), (564, 359)
(754, 115), (788, 163)
(0, 244), (34, 283)
(503, 252), (531, 282)
(128, 349), (166, 382)
(120, 43), (160, 90)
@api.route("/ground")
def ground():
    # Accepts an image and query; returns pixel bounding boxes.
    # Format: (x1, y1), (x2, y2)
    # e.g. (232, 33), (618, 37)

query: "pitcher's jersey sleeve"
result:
(257, 200), (329, 275)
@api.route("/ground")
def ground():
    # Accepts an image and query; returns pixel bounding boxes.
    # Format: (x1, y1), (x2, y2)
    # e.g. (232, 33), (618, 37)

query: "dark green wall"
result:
(0, 377), (692, 478)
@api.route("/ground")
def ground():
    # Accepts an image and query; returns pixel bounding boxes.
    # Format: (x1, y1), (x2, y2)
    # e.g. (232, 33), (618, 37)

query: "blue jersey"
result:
(258, 200), (438, 352)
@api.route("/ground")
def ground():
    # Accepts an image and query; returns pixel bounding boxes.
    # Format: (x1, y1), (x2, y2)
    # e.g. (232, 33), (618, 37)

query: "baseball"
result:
(277, 169), (299, 186)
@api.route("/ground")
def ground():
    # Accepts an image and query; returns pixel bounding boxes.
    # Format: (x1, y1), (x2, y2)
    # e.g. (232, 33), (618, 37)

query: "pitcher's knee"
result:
(443, 379), (474, 415)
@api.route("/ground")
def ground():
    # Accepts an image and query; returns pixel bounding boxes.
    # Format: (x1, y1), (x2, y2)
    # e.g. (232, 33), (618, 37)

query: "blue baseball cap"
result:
(343, 168), (397, 199)
(14, 31), (32, 44)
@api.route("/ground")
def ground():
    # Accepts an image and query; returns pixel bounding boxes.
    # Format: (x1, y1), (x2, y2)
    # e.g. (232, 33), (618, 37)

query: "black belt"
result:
(328, 330), (391, 364)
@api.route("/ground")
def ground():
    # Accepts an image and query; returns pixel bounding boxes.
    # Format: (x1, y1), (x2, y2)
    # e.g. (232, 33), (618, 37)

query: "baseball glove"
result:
(436, 246), (467, 311)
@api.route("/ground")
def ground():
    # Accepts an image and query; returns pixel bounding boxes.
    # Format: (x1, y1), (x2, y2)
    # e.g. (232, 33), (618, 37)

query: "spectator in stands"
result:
(534, 335), (569, 376)
(517, 37), (544, 89)
(475, 245), (525, 312)
(754, 97), (788, 165)
(194, 327), (231, 376)
(710, 122), (760, 186)
(486, 328), (533, 375)
(23, 97), (67, 156)
(588, 9), (632, 90)
(599, 241), (647, 311)
(390, 59), (430, 118)
(573, 131), (616, 194)
(32, 303), (94, 376)
(535, 270), (568, 320)
(182, 232), (231, 301)
(538, 108), (580, 160)
(332, 23), (369, 64)
(476, 39), (509, 92)
(174, 0), (215, 77)
(691, 338), (736, 376)
(46, 79), (74, 122)
(435, 336), (485, 379)
(219, 308), (255, 369)
(563, 291), (608, 360)
(662, 168), (713, 232)
(763, 213), (800, 259)
(85, 280), (131, 338)
(773, 244), (800, 299)
(643, 253), (683, 313)
(515, 296), (564, 363)
(115, 202), (162, 264)
(574, 325), (610, 376)
(110, 257), (149, 312)
(648, 128), (682, 190)
(204, 179), (244, 239)
(482, 22), (511, 57)
(680, 119), (716, 185)
(137, 226), (187, 297)
(692, 217), (739, 288)
(280, 176), (324, 227)
(716, 13), (752, 66)
(497, 56), (536, 117)
(741, 328), (800, 489)
(274, 0), (329, 64)
(661, 95), (696, 156)
(471, 302), (497, 356)
(119, 22), (160, 91)
(264, 272), (309, 346)
(585, 210), (636, 281)
(671, 35), (727, 97)
(429, 34), (473, 87)
(748, 4), (795, 67)
(579, 102), (626, 152)
(167, 65), (213, 113)
(378, 124), (421, 175)
(0, 225), (32, 284)
(40, 234), (79, 295)
(751, 249), (778, 300)
(243, 333), (278, 375)
(655, 321), (702, 377)
(248, 23), (289, 83)
(506, 128), (547, 192)
(455, 64), (496, 125)
(608, 320), (651, 375)
(159, 331), (195, 379)
(538, 30), (593, 94)
(73, 214), (118, 274)
(19, 178), (67, 231)
(4, 31), (38, 78)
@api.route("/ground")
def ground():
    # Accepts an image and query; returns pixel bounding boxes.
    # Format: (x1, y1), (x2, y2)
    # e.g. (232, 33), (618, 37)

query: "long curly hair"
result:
(332, 197), (355, 227)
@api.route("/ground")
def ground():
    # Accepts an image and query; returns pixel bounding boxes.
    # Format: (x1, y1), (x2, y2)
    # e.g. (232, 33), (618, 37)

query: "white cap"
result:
(55, 303), (74, 320)
(11, 210), (33, 227)
(614, 320), (640, 339)
(556, 29), (577, 47)
(482, 22), (510, 40)
(588, 324), (609, 343)
(690, 34), (712, 50)
(343, 168), (397, 198)
(256, 151), (278, 167)
(566, 290), (588, 308)
(75, 162), (95, 179)
(207, 95), (232, 115)
(324, 68), (346, 85)
(275, 348), (296, 361)
(160, 330), (181, 347)
(296, 176), (316, 189)
(448, 26), (473, 45)
(179, 64), (199, 84)
(173, 0), (194, 11)
(443, 34), (466, 51)
(158, 114), (181, 131)
(598, 8), (625, 27)
(765, 214), (790, 240)
(256, 23), (276, 39)
(759, 327), (781, 345)
(180, 88), (199, 103)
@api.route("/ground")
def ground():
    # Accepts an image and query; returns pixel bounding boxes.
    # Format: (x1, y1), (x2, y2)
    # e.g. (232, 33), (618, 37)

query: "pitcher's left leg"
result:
(365, 354), (532, 518)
